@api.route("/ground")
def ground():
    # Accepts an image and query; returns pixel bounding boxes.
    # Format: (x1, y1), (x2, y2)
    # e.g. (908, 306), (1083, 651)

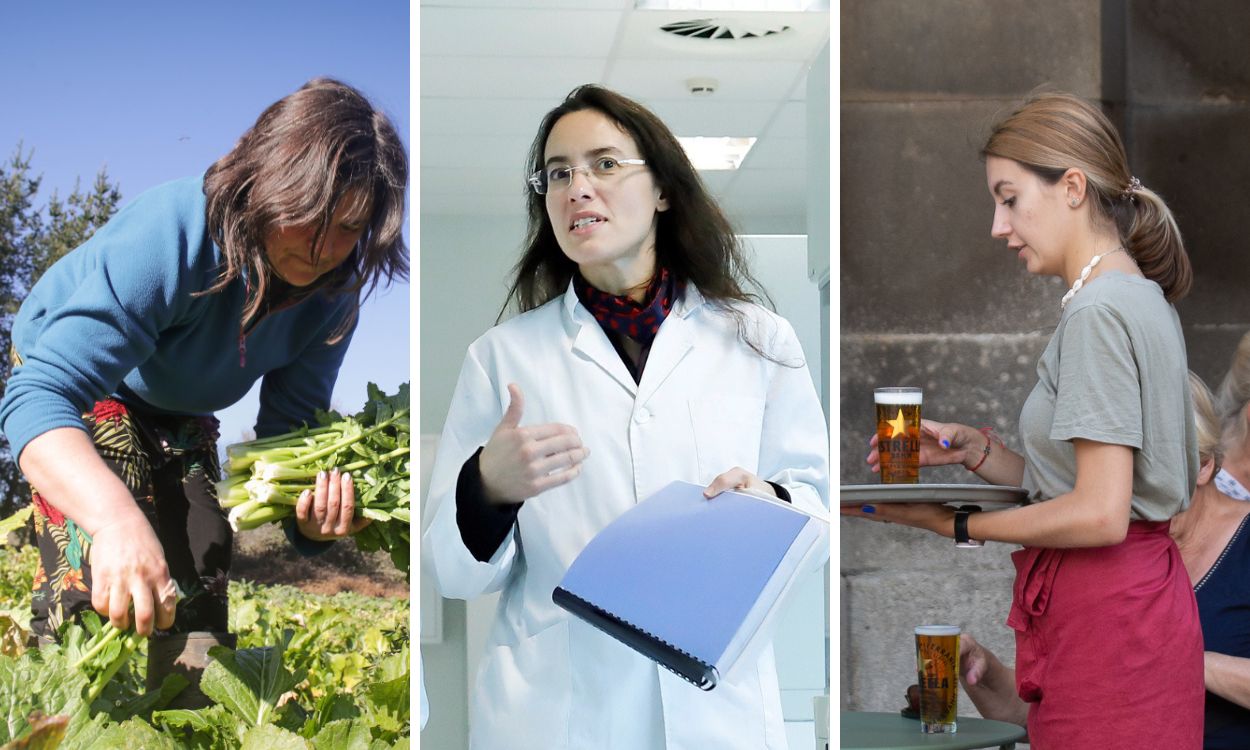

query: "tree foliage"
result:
(0, 146), (121, 515)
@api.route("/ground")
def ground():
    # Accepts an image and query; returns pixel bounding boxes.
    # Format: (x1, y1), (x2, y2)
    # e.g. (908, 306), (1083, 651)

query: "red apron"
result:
(1008, 521), (1204, 749)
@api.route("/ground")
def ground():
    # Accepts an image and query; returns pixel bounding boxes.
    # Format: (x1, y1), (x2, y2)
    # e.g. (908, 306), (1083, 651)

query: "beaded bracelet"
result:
(967, 427), (994, 472)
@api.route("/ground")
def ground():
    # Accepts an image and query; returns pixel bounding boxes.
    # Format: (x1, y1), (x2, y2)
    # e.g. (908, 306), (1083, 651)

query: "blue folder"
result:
(553, 480), (828, 690)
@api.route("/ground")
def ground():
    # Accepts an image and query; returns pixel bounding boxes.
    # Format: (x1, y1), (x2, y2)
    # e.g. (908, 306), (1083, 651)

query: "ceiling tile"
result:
(418, 1), (828, 221)
(421, 98), (557, 137)
(422, 166), (531, 199)
(740, 136), (806, 169)
(695, 170), (737, 191)
(718, 189), (808, 218)
(605, 58), (807, 101)
(420, 7), (627, 58)
(422, 134), (535, 170)
(419, 192), (523, 217)
(421, 56), (610, 100)
(724, 167), (809, 205)
(643, 98), (775, 136)
(765, 100), (807, 138)
(422, 0), (631, 9)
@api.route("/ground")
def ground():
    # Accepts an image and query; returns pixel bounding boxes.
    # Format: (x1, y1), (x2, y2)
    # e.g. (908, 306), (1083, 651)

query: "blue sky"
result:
(0, 1), (410, 447)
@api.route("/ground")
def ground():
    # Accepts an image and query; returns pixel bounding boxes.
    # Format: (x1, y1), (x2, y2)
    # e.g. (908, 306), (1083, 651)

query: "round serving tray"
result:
(840, 483), (1028, 510)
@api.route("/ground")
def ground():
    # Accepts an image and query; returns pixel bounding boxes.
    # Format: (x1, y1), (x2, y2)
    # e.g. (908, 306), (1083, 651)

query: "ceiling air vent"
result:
(659, 18), (790, 40)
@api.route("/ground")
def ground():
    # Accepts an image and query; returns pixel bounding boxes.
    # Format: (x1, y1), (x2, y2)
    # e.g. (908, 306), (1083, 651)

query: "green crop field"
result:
(0, 543), (410, 749)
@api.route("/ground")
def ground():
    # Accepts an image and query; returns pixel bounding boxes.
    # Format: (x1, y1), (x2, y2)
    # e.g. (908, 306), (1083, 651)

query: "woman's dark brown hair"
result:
(203, 77), (408, 340)
(506, 85), (770, 313)
(504, 85), (793, 363)
(983, 91), (1191, 302)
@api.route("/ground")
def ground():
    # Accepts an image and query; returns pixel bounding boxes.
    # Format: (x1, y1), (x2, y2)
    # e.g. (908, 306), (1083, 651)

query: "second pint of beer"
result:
(914, 625), (961, 734)
(874, 387), (922, 484)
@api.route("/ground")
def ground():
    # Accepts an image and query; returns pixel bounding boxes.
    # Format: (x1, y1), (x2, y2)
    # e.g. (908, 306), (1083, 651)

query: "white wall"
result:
(741, 235), (826, 748)
(419, 215), (527, 435)
(419, 215), (523, 750)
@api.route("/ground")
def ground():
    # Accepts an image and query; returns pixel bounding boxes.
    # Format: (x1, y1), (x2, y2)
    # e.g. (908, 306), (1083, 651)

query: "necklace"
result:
(1060, 247), (1125, 310)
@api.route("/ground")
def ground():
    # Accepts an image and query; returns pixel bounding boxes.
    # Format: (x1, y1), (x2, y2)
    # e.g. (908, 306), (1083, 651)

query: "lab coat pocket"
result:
(688, 396), (766, 482)
(471, 620), (572, 750)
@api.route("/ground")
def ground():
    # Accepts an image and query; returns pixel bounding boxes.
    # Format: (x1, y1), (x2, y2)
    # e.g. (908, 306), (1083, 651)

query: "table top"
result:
(841, 711), (1028, 750)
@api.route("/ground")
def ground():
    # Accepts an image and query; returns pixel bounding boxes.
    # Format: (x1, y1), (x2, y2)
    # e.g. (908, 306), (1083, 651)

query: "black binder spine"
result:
(553, 586), (719, 691)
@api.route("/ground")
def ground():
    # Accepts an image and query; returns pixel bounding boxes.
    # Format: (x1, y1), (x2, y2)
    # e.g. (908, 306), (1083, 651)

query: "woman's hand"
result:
(839, 501), (955, 537)
(295, 467), (371, 541)
(957, 633), (1028, 726)
(959, 633), (994, 687)
(479, 384), (589, 504)
(703, 467), (775, 499)
(18, 428), (176, 637)
(90, 509), (177, 636)
(865, 418), (981, 474)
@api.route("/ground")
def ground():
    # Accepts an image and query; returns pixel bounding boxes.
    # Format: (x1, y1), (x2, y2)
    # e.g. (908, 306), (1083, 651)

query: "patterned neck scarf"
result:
(1217, 468), (1250, 502)
(573, 267), (684, 347)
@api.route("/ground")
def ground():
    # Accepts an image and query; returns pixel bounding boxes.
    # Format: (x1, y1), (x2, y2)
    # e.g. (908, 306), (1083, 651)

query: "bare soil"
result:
(230, 524), (409, 599)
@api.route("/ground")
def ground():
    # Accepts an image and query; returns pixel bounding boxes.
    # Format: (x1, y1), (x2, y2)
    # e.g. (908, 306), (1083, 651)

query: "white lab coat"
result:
(423, 284), (829, 750)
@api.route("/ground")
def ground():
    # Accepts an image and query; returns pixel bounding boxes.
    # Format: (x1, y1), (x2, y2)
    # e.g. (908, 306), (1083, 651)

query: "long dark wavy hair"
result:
(503, 85), (781, 358)
(202, 77), (408, 341)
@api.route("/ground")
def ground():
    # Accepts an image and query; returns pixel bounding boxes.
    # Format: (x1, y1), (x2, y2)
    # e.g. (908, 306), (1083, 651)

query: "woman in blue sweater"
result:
(0, 77), (407, 641)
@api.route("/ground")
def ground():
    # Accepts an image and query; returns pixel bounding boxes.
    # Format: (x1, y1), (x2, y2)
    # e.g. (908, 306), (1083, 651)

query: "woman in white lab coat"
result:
(422, 85), (828, 750)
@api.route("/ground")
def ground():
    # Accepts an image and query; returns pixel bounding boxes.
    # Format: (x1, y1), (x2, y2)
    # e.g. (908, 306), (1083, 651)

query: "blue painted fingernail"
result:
(317, 470), (327, 481)
(941, 439), (950, 448)
(861, 504), (876, 514)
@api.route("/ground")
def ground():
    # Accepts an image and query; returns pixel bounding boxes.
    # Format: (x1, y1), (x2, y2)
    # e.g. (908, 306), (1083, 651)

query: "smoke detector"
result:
(686, 77), (718, 96)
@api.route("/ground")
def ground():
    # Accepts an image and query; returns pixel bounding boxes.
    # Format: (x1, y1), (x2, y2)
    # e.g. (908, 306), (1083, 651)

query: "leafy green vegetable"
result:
(0, 551), (409, 748)
(0, 508), (32, 546)
(87, 717), (181, 750)
(309, 719), (372, 750)
(218, 383), (410, 574)
(0, 711), (67, 750)
(67, 615), (146, 708)
(238, 723), (307, 750)
(200, 634), (304, 729)
(0, 617), (26, 660)
(0, 643), (88, 745)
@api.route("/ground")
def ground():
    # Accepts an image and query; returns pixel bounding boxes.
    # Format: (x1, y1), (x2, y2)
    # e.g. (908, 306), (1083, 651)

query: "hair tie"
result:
(1120, 176), (1142, 202)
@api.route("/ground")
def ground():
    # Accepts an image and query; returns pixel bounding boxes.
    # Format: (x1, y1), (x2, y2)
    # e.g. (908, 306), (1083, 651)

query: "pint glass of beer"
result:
(914, 625), (961, 733)
(874, 387), (922, 484)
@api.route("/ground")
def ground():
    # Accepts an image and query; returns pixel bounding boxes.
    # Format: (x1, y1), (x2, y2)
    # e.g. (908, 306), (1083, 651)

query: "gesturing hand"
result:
(479, 384), (589, 504)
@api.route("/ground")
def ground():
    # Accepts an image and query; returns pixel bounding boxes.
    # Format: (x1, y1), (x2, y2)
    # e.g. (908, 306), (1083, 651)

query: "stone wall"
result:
(839, 0), (1250, 727)
(1123, 1), (1250, 381)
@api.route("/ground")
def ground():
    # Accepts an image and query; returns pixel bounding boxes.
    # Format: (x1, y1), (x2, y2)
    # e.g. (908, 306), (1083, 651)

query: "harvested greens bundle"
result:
(218, 382), (411, 574)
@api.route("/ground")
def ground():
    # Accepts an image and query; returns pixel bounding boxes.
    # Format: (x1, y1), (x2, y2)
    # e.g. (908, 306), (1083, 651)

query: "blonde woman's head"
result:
(1191, 371), (1224, 471)
(983, 91), (1191, 302)
(1216, 331), (1250, 458)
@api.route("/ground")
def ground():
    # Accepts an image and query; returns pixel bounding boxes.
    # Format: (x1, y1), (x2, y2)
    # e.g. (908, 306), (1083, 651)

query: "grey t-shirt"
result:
(1019, 271), (1197, 521)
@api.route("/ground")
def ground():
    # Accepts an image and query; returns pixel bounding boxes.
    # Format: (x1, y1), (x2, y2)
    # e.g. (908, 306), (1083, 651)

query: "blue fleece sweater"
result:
(0, 175), (356, 463)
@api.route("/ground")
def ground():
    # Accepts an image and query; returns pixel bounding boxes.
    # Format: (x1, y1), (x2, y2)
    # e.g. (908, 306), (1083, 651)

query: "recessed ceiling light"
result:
(636, 0), (828, 11)
(677, 136), (757, 170)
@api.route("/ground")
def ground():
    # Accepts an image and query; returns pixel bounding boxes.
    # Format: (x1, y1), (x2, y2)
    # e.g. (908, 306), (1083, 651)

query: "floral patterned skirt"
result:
(28, 395), (231, 639)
